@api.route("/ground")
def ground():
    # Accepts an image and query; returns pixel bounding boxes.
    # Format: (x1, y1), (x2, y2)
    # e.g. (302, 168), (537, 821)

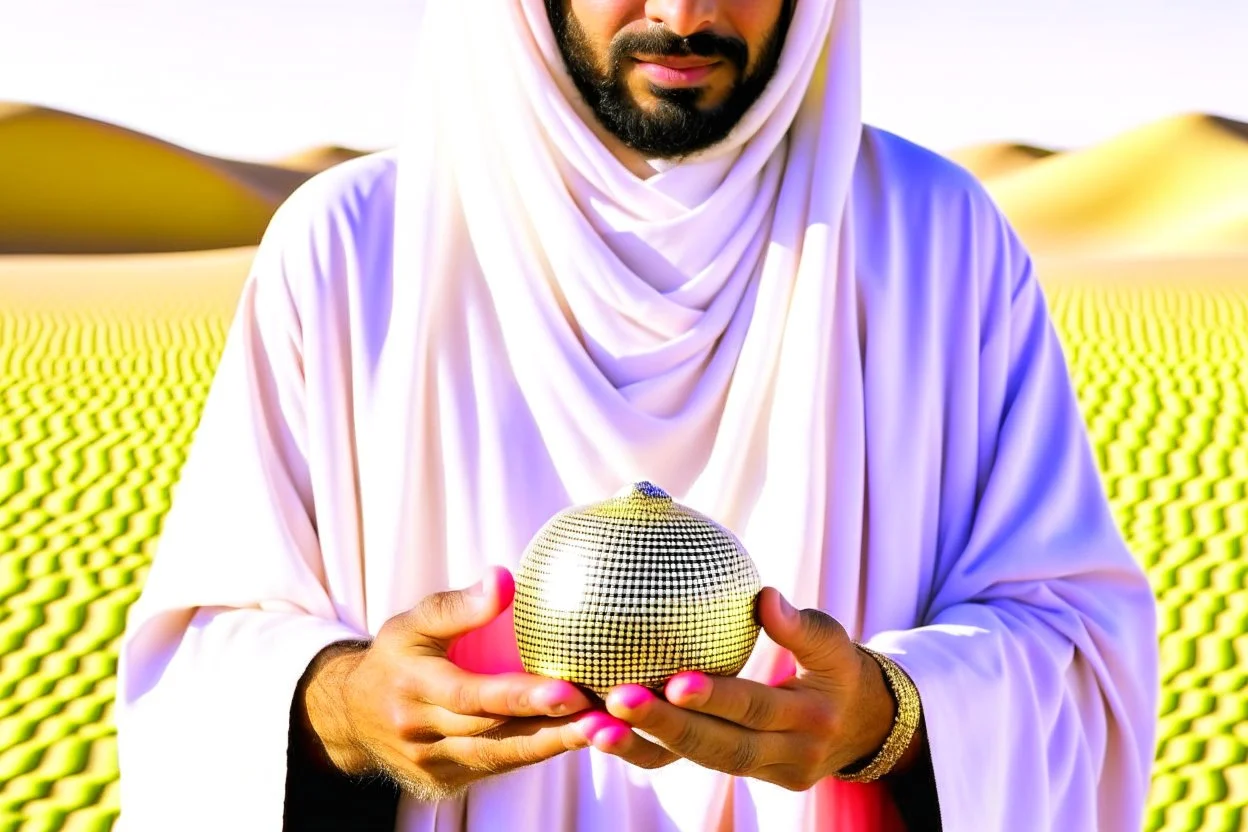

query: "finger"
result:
(605, 685), (783, 777)
(394, 567), (515, 649)
(664, 672), (810, 732)
(577, 711), (679, 770)
(757, 587), (856, 675)
(423, 710), (508, 739)
(437, 715), (591, 774)
(416, 665), (592, 718)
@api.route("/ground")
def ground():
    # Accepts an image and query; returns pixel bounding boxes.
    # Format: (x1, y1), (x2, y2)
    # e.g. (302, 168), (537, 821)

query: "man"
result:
(116, 0), (1159, 830)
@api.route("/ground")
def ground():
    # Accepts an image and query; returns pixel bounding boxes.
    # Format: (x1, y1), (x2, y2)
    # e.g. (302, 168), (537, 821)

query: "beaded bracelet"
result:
(833, 645), (923, 783)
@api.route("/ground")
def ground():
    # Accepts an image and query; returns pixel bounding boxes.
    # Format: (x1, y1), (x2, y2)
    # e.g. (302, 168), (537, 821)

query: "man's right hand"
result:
(298, 567), (608, 799)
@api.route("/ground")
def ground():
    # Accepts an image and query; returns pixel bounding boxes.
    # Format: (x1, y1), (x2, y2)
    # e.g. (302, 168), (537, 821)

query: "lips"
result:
(632, 55), (721, 86)
(634, 55), (720, 70)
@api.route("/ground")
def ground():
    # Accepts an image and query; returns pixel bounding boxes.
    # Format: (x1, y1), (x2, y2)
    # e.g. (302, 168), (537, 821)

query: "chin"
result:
(637, 85), (722, 111)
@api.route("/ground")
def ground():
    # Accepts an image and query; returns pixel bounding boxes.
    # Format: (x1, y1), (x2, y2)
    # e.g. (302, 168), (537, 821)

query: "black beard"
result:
(546, 2), (792, 159)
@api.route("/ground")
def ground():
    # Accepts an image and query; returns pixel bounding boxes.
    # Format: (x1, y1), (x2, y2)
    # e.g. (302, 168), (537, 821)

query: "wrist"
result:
(833, 645), (923, 783)
(297, 640), (374, 776)
(858, 646), (926, 776)
(851, 646), (896, 764)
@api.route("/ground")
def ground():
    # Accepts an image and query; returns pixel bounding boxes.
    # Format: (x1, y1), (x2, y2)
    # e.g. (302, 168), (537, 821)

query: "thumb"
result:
(758, 587), (854, 675)
(400, 566), (515, 648)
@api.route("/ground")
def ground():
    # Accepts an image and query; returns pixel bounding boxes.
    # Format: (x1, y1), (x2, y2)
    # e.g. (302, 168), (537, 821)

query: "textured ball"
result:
(513, 481), (762, 697)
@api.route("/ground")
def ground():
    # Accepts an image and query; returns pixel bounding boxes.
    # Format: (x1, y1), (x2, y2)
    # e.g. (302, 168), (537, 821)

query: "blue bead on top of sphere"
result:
(633, 481), (669, 499)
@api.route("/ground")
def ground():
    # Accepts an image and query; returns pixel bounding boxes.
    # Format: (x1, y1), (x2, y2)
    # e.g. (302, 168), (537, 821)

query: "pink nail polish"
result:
(666, 672), (708, 704)
(612, 685), (653, 710)
(576, 712), (615, 736)
(537, 682), (573, 712)
(593, 725), (631, 748)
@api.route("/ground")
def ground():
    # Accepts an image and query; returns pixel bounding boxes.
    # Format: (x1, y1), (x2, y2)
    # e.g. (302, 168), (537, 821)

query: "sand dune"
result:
(965, 114), (1248, 257)
(0, 104), (312, 254)
(945, 142), (1058, 181)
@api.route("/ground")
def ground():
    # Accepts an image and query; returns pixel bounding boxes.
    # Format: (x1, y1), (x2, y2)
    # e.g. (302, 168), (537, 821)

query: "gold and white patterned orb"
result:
(513, 482), (762, 696)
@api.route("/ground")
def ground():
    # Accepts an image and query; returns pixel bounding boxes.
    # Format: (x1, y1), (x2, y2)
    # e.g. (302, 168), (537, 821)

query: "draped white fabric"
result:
(116, 0), (1158, 829)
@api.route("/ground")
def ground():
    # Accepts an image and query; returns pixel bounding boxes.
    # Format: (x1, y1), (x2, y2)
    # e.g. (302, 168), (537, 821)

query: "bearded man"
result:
(115, 1), (1159, 830)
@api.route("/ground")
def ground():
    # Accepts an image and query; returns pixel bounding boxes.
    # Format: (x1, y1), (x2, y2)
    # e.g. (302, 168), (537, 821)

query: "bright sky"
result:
(3, 0), (1246, 163)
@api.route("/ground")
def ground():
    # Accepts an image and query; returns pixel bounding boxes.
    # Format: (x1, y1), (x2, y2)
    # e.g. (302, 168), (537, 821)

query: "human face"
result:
(546, 0), (792, 159)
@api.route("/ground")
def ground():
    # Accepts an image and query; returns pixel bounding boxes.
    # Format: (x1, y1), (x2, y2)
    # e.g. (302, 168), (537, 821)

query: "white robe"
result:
(115, 123), (1158, 831)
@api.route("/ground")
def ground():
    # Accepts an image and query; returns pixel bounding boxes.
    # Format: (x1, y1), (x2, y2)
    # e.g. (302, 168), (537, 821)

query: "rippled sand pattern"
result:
(0, 252), (1244, 830)
(0, 252), (247, 832)
(1044, 266), (1248, 832)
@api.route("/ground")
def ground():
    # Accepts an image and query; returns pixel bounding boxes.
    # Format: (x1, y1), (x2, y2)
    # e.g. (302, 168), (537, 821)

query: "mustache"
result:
(609, 27), (749, 73)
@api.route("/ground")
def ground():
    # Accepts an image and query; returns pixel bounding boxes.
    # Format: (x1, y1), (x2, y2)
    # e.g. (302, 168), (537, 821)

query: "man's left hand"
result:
(585, 588), (914, 790)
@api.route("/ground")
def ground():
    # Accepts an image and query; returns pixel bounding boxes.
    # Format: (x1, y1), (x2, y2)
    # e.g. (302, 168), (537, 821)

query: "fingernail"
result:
(536, 683), (574, 714)
(466, 577), (488, 598)
(777, 593), (798, 623)
(666, 672), (709, 706)
(575, 712), (616, 741)
(611, 685), (653, 711)
(592, 724), (631, 749)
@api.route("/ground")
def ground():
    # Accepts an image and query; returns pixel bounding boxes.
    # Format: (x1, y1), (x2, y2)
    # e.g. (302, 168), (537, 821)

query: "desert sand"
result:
(944, 141), (1056, 181)
(0, 247), (254, 315)
(0, 104), (345, 255)
(1, 107), (1246, 831)
(974, 114), (1248, 258)
(278, 145), (371, 173)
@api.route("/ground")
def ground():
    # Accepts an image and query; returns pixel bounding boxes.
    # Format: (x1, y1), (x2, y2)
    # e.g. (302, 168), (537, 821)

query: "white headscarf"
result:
(372, 0), (861, 616)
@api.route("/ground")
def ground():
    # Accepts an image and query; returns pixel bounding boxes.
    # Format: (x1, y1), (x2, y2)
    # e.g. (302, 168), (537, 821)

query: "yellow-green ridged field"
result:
(0, 253), (1245, 831)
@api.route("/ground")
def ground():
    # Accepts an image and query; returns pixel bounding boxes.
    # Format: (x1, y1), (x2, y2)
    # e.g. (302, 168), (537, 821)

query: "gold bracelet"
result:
(833, 645), (923, 783)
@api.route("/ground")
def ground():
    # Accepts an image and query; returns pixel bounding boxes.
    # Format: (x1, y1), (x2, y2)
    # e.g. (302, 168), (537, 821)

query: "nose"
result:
(643, 0), (718, 37)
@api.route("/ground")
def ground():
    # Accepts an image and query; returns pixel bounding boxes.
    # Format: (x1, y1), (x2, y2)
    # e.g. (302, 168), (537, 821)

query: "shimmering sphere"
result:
(512, 482), (762, 696)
